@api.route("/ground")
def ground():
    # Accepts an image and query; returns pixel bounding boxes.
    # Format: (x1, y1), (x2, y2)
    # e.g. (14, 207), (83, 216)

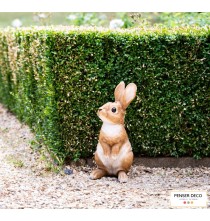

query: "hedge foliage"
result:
(0, 26), (209, 162)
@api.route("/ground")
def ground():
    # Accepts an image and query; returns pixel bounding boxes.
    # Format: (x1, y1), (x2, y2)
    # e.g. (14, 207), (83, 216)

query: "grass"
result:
(6, 154), (24, 168)
(30, 139), (62, 173)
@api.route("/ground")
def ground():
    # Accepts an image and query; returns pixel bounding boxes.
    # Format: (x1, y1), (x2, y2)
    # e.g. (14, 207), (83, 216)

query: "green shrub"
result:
(0, 26), (209, 162)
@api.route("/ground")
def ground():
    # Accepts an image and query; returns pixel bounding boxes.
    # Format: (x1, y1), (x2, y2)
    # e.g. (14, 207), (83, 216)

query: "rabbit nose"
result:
(98, 108), (103, 111)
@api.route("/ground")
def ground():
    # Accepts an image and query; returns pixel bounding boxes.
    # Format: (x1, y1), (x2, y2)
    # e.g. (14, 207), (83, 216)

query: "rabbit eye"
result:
(111, 107), (117, 113)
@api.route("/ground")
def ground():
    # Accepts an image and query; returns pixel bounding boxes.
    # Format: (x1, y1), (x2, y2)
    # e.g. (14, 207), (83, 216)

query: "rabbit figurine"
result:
(90, 81), (137, 183)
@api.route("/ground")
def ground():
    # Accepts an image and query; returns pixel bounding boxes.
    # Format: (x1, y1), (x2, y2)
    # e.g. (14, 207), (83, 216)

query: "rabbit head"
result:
(97, 81), (137, 125)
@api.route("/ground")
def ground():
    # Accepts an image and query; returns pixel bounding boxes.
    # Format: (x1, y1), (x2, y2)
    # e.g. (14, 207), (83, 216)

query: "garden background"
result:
(0, 12), (209, 164)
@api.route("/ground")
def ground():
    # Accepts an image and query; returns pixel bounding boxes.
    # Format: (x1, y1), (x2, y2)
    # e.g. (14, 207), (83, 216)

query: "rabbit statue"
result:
(90, 81), (137, 183)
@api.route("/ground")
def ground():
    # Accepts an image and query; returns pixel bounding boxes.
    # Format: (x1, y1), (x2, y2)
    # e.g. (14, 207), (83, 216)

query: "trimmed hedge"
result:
(0, 26), (209, 162)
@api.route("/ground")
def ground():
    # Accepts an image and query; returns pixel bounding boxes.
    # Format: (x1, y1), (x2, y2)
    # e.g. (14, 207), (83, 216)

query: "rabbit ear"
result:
(120, 83), (137, 110)
(114, 81), (125, 102)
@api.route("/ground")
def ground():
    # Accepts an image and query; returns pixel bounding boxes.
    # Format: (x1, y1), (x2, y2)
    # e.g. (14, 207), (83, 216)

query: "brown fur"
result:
(120, 151), (134, 172)
(90, 81), (137, 183)
(97, 102), (125, 125)
(99, 126), (127, 150)
(95, 152), (106, 170)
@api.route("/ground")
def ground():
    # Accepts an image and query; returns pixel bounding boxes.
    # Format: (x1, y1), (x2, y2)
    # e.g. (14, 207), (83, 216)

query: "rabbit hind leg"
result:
(117, 151), (133, 183)
(118, 171), (128, 183)
(90, 169), (107, 180)
(90, 152), (107, 180)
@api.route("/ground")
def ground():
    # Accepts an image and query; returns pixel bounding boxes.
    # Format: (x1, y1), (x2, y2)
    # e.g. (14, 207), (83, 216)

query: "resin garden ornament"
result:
(90, 81), (137, 183)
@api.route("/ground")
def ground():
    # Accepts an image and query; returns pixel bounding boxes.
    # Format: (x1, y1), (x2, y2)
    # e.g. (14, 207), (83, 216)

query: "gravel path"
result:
(0, 103), (209, 209)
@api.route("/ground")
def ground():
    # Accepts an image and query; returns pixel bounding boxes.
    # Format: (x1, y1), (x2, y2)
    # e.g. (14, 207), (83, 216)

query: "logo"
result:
(170, 190), (208, 208)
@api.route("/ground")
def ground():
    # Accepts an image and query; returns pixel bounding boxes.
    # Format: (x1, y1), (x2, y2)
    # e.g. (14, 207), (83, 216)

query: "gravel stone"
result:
(64, 168), (73, 175)
(0, 103), (209, 208)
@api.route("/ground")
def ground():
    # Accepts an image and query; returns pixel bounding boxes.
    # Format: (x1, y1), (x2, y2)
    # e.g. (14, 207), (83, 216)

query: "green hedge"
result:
(0, 26), (209, 162)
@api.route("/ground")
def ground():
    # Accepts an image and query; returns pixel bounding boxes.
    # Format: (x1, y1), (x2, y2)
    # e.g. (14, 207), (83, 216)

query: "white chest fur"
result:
(96, 141), (132, 175)
(97, 123), (132, 175)
(101, 123), (123, 137)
